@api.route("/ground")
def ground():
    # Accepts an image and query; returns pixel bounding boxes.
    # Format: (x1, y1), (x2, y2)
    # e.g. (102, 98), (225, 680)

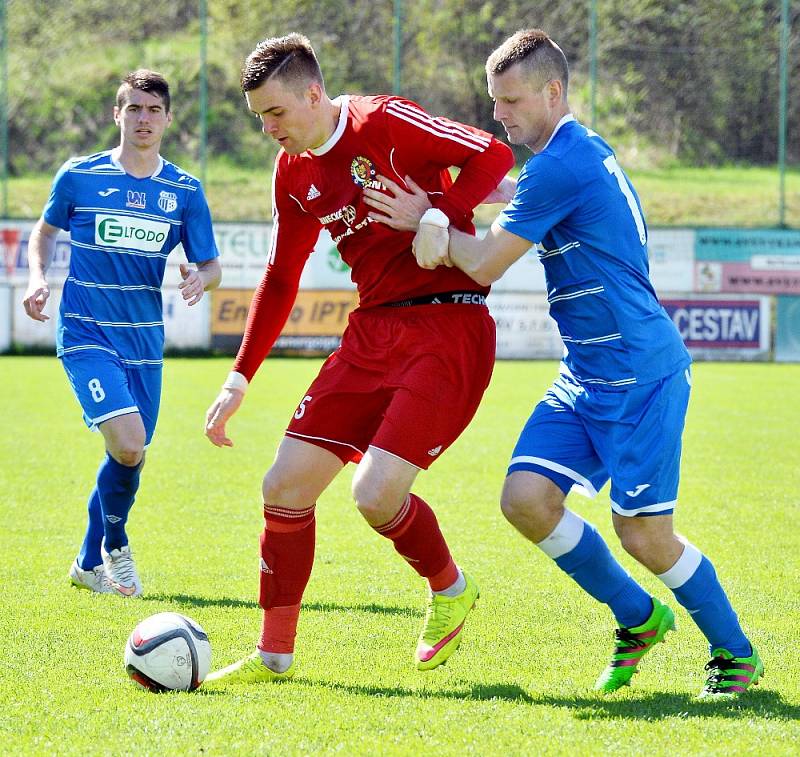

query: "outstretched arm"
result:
(205, 153), (320, 448)
(364, 173), (515, 231)
(409, 218), (530, 284)
(446, 223), (532, 285)
(363, 172), (520, 271)
(204, 263), (304, 448)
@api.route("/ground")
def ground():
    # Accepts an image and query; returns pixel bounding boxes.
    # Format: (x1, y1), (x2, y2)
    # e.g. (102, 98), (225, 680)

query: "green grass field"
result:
(6, 163), (800, 227)
(0, 357), (798, 756)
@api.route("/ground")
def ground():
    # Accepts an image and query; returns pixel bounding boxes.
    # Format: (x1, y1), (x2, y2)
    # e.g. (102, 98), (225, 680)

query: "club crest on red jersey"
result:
(350, 156), (376, 188)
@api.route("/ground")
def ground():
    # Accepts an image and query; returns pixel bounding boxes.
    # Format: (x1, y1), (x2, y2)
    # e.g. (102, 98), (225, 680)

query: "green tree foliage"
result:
(598, 0), (792, 165)
(4, 0), (798, 175)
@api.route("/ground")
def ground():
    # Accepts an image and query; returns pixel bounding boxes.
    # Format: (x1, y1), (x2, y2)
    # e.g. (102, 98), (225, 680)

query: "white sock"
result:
(655, 539), (702, 588)
(258, 650), (293, 673)
(535, 509), (585, 558)
(433, 567), (466, 597)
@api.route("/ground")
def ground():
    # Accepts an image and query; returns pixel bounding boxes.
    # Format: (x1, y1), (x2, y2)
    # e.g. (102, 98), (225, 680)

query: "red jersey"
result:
(234, 94), (514, 381)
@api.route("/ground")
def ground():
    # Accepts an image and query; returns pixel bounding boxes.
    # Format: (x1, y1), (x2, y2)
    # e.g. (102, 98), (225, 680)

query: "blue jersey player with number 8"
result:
(22, 70), (221, 599)
(400, 29), (762, 699)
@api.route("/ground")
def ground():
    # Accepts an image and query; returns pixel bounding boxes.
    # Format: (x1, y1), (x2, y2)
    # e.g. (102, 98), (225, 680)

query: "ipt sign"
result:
(95, 214), (169, 252)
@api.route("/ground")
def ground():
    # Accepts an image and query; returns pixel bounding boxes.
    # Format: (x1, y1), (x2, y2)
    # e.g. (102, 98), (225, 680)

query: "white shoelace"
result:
(107, 550), (137, 584)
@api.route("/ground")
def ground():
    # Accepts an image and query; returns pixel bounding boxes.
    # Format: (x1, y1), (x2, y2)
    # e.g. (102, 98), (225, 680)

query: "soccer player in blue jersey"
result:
(22, 70), (221, 597)
(373, 30), (762, 699)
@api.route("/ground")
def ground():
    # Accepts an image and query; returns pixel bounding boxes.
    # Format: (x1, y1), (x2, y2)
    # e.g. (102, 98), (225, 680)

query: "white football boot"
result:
(68, 559), (113, 593)
(101, 542), (143, 597)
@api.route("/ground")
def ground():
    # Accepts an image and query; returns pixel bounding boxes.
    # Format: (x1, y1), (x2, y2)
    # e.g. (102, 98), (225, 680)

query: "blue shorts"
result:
(61, 349), (162, 446)
(508, 365), (692, 517)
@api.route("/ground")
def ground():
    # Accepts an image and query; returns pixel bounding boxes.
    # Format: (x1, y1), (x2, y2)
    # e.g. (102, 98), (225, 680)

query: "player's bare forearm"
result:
(205, 386), (244, 448)
(26, 218), (58, 280)
(449, 223), (531, 286)
(22, 218), (59, 321)
(179, 259), (221, 306)
(197, 258), (222, 291)
(447, 229), (491, 283)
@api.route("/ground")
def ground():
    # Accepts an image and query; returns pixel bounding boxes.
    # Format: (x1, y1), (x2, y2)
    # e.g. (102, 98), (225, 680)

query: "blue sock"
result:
(97, 453), (142, 551)
(657, 542), (751, 657)
(77, 487), (104, 570)
(538, 510), (653, 628)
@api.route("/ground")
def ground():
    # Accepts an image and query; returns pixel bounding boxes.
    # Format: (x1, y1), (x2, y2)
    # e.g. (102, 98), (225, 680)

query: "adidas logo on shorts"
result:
(306, 184), (321, 200)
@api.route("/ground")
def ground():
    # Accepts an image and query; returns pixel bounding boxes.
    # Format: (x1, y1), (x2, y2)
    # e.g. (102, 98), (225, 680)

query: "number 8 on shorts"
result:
(88, 378), (106, 403)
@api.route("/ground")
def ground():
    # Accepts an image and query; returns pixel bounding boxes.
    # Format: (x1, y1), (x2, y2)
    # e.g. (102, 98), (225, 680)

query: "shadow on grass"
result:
(296, 678), (533, 703)
(302, 601), (420, 618)
(293, 680), (796, 719)
(140, 593), (258, 609)
(529, 688), (798, 721)
(140, 593), (418, 617)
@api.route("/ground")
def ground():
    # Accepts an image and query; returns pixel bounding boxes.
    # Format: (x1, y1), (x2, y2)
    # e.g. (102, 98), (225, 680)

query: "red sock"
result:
(259, 604), (301, 654)
(258, 504), (315, 654)
(372, 494), (458, 591)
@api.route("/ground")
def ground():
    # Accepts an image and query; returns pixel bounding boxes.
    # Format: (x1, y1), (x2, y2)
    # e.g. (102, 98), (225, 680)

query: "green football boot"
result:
(594, 597), (676, 692)
(697, 646), (764, 699)
(416, 573), (479, 671)
(203, 652), (295, 687)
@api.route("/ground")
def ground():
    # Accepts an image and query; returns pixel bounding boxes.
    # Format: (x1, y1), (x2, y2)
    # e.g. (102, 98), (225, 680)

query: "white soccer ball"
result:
(124, 612), (212, 692)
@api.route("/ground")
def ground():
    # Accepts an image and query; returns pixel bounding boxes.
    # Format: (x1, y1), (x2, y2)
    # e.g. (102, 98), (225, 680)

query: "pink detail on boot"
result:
(418, 622), (464, 661)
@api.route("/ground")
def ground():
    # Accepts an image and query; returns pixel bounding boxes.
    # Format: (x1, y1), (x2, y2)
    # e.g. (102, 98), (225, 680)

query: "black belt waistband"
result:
(381, 290), (487, 307)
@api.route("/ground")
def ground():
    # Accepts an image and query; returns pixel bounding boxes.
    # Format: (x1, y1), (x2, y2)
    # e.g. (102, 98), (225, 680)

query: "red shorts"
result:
(285, 303), (496, 469)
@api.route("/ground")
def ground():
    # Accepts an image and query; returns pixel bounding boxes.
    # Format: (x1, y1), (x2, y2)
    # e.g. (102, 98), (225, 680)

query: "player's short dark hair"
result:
(116, 69), (171, 113)
(486, 29), (569, 94)
(241, 33), (324, 94)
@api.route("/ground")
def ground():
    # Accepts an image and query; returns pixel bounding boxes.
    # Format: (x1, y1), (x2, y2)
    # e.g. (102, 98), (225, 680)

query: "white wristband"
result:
(222, 371), (249, 393)
(419, 208), (450, 228)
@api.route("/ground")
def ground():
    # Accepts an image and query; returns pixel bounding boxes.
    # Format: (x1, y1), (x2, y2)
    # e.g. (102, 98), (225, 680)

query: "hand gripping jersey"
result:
(234, 95), (514, 380)
(497, 116), (689, 388)
(44, 151), (219, 368)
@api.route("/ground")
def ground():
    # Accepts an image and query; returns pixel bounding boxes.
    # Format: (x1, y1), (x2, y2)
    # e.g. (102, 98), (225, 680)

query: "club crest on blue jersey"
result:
(126, 190), (146, 209)
(158, 191), (177, 213)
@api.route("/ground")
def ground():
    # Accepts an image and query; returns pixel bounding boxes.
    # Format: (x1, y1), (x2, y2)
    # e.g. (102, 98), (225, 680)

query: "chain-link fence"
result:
(2, 0), (798, 225)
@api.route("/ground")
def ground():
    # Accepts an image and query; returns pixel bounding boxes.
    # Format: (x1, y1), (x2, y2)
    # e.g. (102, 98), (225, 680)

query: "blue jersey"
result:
(497, 116), (689, 388)
(44, 150), (219, 368)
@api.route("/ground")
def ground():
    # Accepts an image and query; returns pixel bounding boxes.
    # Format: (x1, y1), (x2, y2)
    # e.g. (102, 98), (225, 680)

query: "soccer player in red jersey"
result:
(203, 33), (514, 684)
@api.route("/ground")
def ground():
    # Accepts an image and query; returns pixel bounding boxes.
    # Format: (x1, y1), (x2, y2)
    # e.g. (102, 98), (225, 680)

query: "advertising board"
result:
(662, 295), (770, 360)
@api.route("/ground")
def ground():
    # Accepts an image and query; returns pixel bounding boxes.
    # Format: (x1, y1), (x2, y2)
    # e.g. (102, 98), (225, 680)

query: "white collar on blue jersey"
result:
(110, 148), (165, 177)
(310, 95), (350, 156)
(537, 113), (576, 154)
